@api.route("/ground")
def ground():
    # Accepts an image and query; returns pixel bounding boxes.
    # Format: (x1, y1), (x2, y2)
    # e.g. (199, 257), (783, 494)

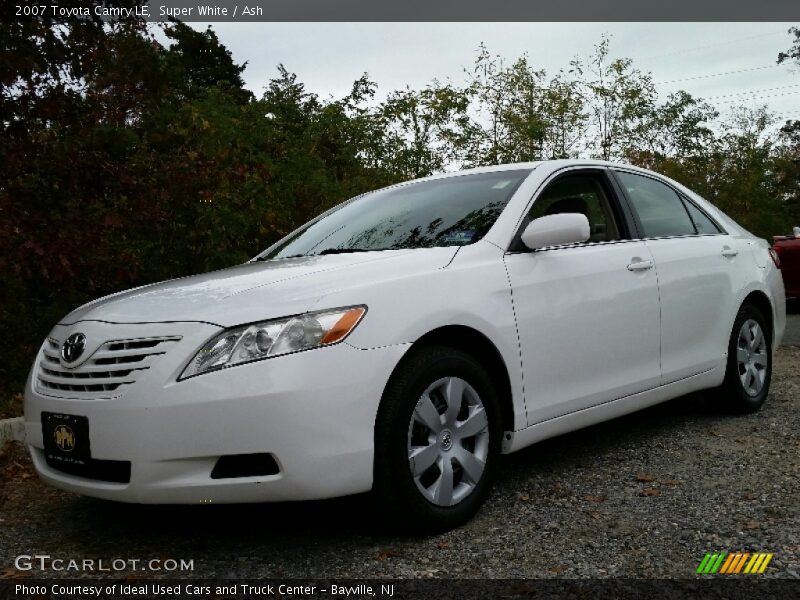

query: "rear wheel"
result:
(373, 346), (501, 533)
(713, 303), (772, 414)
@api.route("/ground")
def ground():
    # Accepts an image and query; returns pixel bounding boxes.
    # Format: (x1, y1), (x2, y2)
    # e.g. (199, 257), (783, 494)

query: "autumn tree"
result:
(2, 18), (799, 409)
(579, 36), (656, 160)
(381, 83), (472, 178)
(461, 45), (588, 166)
(624, 90), (718, 173)
(0, 11), (401, 402)
(775, 26), (800, 229)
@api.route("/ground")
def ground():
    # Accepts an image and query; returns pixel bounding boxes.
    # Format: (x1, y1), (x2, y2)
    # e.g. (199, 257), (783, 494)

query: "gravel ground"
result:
(1, 326), (798, 580)
(783, 299), (800, 346)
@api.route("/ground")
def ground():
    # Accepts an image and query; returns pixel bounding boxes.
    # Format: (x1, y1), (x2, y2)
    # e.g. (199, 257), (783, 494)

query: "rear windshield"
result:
(264, 169), (531, 259)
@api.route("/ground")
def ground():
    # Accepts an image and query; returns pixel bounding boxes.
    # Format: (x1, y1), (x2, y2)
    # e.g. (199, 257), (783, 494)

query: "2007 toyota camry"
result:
(24, 160), (785, 531)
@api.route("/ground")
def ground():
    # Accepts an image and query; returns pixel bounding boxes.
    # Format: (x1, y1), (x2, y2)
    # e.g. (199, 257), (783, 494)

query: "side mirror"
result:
(520, 213), (590, 251)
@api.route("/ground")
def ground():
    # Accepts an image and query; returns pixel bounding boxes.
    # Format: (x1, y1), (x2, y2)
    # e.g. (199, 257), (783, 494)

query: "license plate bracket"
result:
(42, 412), (91, 466)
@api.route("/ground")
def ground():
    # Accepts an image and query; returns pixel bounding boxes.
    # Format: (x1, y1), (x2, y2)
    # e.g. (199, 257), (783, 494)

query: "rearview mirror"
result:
(520, 213), (590, 250)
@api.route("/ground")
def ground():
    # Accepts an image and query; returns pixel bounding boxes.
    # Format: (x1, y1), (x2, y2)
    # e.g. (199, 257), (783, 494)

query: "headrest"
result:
(544, 196), (589, 217)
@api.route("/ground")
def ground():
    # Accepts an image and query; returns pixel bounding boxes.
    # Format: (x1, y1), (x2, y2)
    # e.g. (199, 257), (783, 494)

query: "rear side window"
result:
(617, 171), (696, 238)
(682, 197), (722, 234)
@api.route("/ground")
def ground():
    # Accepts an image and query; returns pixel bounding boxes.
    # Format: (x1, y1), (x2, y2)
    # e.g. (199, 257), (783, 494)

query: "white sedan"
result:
(24, 160), (785, 531)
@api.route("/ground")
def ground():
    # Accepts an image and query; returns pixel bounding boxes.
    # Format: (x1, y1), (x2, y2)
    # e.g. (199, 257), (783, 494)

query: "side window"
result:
(616, 171), (696, 238)
(682, 197), (722, 234)
(529, 175), (621, 243)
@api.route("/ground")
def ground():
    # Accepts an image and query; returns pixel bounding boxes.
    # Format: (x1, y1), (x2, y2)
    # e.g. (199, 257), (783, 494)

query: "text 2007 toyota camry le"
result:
(25, 160), (785, 531)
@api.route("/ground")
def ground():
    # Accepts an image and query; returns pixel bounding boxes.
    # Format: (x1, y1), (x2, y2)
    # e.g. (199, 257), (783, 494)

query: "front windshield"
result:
(263, 169), (532, 259)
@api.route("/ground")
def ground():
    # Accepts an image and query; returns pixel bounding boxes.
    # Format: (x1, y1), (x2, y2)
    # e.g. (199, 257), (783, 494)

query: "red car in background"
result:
(773, 227), (800, 299)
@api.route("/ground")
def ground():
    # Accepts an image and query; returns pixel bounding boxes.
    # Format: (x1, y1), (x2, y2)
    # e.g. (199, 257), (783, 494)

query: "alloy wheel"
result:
(736, 318), (768, 397)
(407, 376), (490, 507)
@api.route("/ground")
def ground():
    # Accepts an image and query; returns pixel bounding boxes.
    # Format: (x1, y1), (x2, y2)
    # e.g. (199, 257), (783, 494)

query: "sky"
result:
(185, 22), (800, 122)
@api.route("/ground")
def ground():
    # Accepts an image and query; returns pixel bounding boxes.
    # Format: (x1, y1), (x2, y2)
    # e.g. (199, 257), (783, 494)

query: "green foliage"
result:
(581, 36), (657, 161)
(775, 26), (800, 228)
(650, 108), (789, 236)
(777, 26), (800, 65)
(0, 10), (401, 403)
(455, 45), (591, 165)
(163, 22), (252, 103)
(381, 83), (472, 177)
(1, 18), (799, 409)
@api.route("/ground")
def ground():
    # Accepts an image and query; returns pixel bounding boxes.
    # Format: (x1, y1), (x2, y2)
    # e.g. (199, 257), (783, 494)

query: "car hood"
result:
(60, 248), (459, 328)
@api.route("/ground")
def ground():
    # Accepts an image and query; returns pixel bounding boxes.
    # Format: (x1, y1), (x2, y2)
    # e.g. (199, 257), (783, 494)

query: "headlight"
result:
(180, 306), (366, 379)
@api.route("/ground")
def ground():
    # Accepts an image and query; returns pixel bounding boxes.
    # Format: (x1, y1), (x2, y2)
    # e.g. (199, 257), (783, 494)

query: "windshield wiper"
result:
(317, 247), (389, 255)
(253, 254), (305, 261)
(255, 248), (389, 260)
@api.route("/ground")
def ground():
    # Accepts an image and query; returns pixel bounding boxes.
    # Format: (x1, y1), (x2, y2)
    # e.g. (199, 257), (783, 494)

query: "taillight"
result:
(768, 248), (781, 269)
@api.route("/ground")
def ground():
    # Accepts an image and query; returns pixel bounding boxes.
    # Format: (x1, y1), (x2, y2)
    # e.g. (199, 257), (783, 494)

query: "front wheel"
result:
(373, 346), (502, 533)
(713, 303), (772, 414)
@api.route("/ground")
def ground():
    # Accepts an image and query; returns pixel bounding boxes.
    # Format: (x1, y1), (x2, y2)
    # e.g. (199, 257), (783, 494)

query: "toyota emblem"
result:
(61, 333), (87, 363)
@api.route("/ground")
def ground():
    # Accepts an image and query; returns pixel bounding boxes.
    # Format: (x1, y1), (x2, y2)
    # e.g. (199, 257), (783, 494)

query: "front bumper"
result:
(25, 321), (409, 503)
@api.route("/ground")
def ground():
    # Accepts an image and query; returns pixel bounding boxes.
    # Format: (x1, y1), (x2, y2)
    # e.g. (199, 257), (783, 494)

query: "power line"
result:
(656, 64), (788, 85)
(715, 102), (800, 112)
(770, 109), (800, 117)
(716, 90), (800, 105)
(636, 30), (786, 63)
(713, 108), (800, 122)
(703, 83), (800, 100)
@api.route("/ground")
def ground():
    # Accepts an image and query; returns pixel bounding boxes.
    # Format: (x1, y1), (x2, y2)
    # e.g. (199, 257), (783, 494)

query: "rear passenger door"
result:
(612, 169), (738, 384)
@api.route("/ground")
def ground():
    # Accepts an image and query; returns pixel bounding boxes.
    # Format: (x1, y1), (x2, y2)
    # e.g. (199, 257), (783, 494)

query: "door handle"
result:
(721, 247), (739, 258)
(627, 259), (654, 272)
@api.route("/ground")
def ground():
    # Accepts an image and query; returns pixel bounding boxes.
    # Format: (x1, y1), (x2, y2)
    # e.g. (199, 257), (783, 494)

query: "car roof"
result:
(414, 159), (654, 182)
(424, 160), (752, 242)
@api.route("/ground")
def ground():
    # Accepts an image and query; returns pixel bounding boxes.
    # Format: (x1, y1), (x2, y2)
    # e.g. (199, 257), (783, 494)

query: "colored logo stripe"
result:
(700, 552), (773, 574)
(697, 553), (726, 574)
(696, 554), (712, 574)
(719, 553), (736, 573)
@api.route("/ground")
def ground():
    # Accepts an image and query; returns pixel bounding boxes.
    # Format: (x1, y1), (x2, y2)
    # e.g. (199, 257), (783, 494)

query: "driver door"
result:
(503, 169), (662, 426)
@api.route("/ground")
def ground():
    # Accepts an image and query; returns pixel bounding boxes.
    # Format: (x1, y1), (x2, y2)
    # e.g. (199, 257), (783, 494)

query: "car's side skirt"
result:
(502, 361), (726, 454)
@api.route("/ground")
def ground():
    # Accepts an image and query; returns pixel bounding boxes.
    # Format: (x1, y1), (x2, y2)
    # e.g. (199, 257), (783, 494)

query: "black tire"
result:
(373, 346), (502, 533)
(712, 303), (772, 414)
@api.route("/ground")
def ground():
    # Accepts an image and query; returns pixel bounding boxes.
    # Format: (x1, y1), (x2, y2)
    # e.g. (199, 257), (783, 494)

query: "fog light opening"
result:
(210, 453), (280, 479)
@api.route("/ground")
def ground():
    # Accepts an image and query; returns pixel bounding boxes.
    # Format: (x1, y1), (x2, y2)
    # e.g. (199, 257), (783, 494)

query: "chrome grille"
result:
(37, 336), (181, 397)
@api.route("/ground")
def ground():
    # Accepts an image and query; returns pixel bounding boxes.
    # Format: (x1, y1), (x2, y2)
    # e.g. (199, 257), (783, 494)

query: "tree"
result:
(625, 90), (718, 169)
(674, 108), (787, 236)
(3, 19), (800, 408)
(777, 26), (800, 65)
(381, 83), (472, 178)
(163, 22), (251, 103)
(776, 26), (800, 142)
(0, 13), (402, 403)
(539, 72), (588, 159)
(579, 36), (656, 161)
(460, 45), (588, 166)
(775, 26), (800, 228)
(462, 44), (512, 166)
(496, 56), (549, 162)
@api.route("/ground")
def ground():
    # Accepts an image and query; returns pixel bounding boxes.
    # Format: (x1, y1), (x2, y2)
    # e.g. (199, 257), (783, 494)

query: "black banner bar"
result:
(2, 579), (800, 600)
(10, 0), (800, 22)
